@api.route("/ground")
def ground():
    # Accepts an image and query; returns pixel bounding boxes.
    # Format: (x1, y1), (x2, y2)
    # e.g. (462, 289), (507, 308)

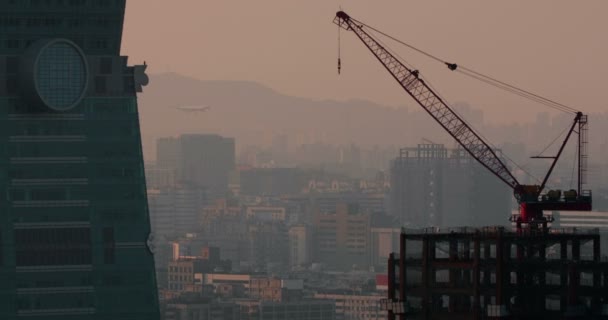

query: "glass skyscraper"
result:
(0, 1), (159, 319)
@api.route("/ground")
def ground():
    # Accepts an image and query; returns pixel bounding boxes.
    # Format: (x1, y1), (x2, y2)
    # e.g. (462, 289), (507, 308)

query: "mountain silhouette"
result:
(138, 73), (442, 160)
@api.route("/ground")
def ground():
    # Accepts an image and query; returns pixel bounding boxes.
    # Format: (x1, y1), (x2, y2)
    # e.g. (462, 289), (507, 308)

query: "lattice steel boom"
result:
(334, 11), (592, 229)
(334, 11), (519, 190)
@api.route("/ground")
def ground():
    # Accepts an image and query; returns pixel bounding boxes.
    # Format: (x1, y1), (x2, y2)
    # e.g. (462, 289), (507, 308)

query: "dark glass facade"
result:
(0, 1), (159, 319)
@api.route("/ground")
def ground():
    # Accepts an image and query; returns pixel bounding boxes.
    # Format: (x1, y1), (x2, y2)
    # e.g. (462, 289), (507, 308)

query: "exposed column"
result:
(604, 269), (608, 301)
(495, 231), (505, 307)
(539, 242), (546, 287)
(567, 238), (583, 317)
(463, 237), (471, 311)
(516, 241), (524, 289)
(388, 253), (396, 320)
(473, 236), (481, 320)
(448, 238), (458, 313)
(399, 233), (406, 320)
(422, 237), (430, 320)
(560, 240), (568, 311)
(483, 241), (491, 307)
(592, 236), (601, 310)
(429, 239), (436, 284)
(593, 236), (601, 262)
(572, 239), (580, 261)
(568, 264), (579, 307)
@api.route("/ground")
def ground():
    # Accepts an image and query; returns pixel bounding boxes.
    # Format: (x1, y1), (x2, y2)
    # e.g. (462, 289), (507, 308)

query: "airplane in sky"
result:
(174, 105), (211, 113)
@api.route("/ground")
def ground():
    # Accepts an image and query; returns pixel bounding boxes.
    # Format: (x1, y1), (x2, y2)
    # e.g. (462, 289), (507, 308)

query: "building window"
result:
(15, 228), (92, 266)
(103, 227), (115, 264)
(6, 56), (19, 74)
(6, 39), (18, 49)
(94, 0), (110, 8)
(123, 76), (134, 93)
(95, 76), (107, 94)
(6, 76), (18, 95)
(100, 58), (112, 75)
(29, 188), (66, 201)
(68, 19), (83, 28)
(69, 0), (86, 6)
(91, 38), (108, 49)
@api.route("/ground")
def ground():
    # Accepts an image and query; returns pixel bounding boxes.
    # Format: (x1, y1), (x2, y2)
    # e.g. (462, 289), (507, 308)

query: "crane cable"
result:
(570, 140), (579, 189)
(353, 18), (579, 186)
(337, 23), (342, 74)
(456, 68), (576, 114)
(365, 26), (543, 185)
(359, 20), (547, 185)
(536, 124), (571, 157)
(339, 15), (574, 187)
(352, 18), (580, 115)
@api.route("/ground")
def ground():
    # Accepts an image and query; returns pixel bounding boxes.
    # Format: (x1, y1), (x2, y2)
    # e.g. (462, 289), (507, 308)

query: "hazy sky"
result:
(122, 1), (607, 124)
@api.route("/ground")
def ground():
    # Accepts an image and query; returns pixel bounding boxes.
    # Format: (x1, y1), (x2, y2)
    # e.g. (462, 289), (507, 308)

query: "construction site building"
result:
(384, 227), (608, 320)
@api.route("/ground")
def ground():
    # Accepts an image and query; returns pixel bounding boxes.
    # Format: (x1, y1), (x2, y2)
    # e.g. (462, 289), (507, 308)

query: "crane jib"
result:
(335, 12), (519, 192)
(400, 74), (419, 91)
(335, 11), (592, 228)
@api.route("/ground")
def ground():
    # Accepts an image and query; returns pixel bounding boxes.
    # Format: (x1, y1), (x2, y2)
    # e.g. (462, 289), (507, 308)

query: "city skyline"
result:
(2, 1), (608, 319)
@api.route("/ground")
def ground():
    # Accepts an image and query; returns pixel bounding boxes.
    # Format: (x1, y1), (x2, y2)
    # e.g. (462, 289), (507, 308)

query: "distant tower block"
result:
(0, 1), (159, 319)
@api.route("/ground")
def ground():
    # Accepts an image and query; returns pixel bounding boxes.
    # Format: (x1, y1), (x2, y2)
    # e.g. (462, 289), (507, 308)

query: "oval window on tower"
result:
(35, 41), (88, 110)
(20, 39), (89, 112)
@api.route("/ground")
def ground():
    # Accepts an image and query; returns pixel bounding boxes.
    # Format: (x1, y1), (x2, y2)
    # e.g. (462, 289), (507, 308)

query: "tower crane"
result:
(334, 11), (591, 230)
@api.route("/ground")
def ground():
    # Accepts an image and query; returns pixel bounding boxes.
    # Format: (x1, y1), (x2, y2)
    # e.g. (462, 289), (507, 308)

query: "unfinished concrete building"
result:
(390, 144), (511, 228)
(383, 227), (608, 319)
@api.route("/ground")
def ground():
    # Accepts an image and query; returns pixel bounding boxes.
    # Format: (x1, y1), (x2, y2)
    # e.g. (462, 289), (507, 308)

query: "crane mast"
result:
(334, 11), (591, 230)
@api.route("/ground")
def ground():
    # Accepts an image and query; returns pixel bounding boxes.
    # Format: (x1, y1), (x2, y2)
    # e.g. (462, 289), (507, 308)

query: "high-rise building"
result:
(148, 186), (206, 240)
(200, 214), (250, 268)
(288, 225), (312, 269)
(369, 227), (401, 271)
(156, 134), (235, 200)
(156, 137), (180, 170)
(145, 162), (177, 189)
(0, 2), (159, 319)
(246, 221), (289, 271)
(148, 186), (206, 286)
(179, 134), (235, 199)
(390, 144), (511, 227)
(312, 203), (371, 270)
